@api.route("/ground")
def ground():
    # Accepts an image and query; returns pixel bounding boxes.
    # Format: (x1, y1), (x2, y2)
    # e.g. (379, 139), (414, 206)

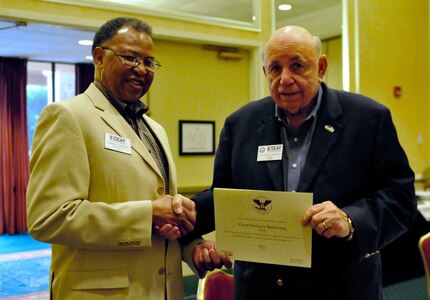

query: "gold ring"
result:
(322, 221), (328, 230)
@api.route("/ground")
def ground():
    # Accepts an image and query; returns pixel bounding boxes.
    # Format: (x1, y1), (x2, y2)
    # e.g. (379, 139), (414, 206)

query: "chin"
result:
(276, 101), (300, 113)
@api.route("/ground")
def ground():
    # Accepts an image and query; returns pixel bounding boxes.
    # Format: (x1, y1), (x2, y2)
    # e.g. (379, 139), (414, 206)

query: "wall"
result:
(322, 36), (343, 90)
(346, 0), (430, 177)
(0, 0), (273, 194)
(149, 39), (250, 192)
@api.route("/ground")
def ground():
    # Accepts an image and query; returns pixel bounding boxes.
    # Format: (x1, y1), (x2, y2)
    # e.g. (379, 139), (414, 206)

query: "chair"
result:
(418, 232), (430, 298)
(196, 269), (234, 300)
(423, 167), (430, 190)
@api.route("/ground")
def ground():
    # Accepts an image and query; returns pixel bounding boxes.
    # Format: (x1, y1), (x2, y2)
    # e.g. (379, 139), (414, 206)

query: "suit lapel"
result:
(298, 85), (343, 192)
(257, 104), (285, 191)
(85, 84), (163, 179)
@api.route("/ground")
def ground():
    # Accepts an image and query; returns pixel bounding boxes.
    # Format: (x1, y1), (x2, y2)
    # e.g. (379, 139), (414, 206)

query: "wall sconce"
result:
(203, 44), (244, 60)
(217, 51), (244, 60)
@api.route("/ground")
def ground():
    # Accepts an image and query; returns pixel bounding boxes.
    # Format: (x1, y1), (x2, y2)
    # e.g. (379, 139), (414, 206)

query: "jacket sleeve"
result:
(342, 107), (417, 260)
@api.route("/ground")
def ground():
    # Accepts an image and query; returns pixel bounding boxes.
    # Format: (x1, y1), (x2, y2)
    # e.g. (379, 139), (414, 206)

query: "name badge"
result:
(257, 144), (283, 162)
(104, 133), (131, 155)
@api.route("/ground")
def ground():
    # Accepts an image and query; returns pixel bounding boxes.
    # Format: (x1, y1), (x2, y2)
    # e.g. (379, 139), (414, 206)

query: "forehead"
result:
(109, 26), (154, 53)
(110, 26), (152, 44)
(265, 34), (316, 63)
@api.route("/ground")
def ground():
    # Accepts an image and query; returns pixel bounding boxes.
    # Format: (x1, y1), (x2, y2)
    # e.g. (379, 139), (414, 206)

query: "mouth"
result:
(279, 90), (301, 97)
(127, 78), (145, 88)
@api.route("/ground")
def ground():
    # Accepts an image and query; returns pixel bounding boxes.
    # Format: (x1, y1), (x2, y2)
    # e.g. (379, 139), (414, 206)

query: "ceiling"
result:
(0, 0), (341, 64)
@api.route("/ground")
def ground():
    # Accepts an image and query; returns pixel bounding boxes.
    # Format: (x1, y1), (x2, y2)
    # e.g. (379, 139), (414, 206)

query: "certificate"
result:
(214, 188), (313, 268)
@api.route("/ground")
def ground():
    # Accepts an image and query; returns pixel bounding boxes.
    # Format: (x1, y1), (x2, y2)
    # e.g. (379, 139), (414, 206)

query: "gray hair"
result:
(313, 35), (322, 57)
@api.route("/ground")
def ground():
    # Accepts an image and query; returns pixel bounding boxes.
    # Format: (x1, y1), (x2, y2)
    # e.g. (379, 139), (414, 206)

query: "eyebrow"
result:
(125, 52), (153, 59)
(290, 55), (305, 62)
(267, 55), (305, 66)
(121, 49), (155, 59)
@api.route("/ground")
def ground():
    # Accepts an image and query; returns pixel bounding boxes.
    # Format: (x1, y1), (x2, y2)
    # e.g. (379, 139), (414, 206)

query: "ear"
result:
(93, 46), (104, 67)
(317, 55), (328, 82)
(262, 64), (267, 77)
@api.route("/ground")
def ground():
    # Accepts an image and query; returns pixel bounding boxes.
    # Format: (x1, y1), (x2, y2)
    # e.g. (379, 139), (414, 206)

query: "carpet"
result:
(0, 233), (50, 255)
(383, 276), (428, 300)
(1, 233), (427, 299)
(0, 233), (50, 299)
(0, 249), (51, 299)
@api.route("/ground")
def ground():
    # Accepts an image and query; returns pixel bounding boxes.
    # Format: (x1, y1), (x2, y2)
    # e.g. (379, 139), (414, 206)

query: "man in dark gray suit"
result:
(188, 26), (416, 299)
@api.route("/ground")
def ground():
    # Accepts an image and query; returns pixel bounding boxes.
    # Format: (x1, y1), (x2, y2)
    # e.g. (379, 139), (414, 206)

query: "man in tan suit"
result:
(27, 17), (230, 299)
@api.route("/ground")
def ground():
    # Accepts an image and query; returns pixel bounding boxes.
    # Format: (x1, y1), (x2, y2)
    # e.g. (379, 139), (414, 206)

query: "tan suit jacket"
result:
(27, 83), (184, 299)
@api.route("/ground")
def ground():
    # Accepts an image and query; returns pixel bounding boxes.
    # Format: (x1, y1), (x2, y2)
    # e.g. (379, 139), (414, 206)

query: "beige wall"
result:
(346, 0), (430, 178)
(149, 39), (250, 192)
(322, 36), (343, 90)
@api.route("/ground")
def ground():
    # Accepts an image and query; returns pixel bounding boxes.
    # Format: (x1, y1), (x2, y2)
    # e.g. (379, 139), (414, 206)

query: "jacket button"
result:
(157, 187), (164, 194)
(276, 279), (284, 287)
(158, 268), (165, 275)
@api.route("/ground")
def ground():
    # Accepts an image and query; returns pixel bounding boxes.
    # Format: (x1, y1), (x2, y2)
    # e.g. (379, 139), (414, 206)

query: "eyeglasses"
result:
(101, 47), (161, 72)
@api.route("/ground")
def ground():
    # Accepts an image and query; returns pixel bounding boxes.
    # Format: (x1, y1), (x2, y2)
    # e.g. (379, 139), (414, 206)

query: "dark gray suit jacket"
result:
(190, 83), (416, 300)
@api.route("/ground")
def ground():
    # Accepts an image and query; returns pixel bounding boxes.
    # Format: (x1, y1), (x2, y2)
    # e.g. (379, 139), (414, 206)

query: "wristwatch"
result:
(344, 217), (355, 241)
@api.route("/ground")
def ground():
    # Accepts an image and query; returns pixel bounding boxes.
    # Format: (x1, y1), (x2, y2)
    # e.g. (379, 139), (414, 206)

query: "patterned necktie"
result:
(126, 102), (169, 195)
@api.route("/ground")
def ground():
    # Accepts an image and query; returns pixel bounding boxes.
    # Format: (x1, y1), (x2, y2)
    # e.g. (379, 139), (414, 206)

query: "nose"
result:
(133, 63), (149, 75)
(279, 69), (294, 85)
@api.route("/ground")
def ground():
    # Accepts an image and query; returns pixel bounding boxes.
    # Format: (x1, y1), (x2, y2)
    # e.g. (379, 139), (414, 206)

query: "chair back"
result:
(196, 269), (233, 300)
(418, 231), (430, 298)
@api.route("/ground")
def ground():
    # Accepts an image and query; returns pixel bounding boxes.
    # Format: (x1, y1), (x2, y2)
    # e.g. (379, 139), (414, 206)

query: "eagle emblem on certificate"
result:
(253, 196), (272, 214)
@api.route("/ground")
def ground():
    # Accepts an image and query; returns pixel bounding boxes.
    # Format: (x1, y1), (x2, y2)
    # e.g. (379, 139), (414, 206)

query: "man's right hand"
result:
(153, 194), (196, 240)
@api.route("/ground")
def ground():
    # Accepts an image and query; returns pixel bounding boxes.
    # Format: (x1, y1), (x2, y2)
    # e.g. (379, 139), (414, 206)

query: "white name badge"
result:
(104, 133), (132, 155)
(257, 144), (283, 162)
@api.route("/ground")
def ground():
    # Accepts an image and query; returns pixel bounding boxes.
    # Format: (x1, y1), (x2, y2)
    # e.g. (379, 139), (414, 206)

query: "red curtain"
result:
(0, 57), (28, 234)
(75, 63), (94, 94)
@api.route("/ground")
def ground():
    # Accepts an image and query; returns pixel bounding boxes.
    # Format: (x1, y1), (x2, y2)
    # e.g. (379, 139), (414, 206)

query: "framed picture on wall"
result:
(179, 120), (215, 155)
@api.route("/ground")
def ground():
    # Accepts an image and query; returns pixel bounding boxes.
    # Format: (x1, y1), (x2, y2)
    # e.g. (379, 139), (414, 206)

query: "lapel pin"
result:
(324, 125), (335, 133)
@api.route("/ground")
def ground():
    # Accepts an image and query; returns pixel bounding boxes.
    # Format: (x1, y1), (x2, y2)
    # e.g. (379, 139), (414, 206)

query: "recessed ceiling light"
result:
(79, 39), (93, 46)
(278, 4), (292, 11)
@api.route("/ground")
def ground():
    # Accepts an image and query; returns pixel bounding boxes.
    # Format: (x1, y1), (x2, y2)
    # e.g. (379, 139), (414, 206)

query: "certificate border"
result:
(179, 120), (215, 155)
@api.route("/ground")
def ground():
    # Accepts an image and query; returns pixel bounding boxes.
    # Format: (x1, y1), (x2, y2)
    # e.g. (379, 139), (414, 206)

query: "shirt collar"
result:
(93, 80), (148, 119)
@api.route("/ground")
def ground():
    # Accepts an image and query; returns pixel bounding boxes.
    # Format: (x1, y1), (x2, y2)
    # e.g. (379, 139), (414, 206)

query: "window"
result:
(26, 62), (76, 152)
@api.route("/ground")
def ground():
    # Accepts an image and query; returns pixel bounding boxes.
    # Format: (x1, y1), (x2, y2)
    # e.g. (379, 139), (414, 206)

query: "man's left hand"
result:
(192, 240), (233, 278)
(302, 200), (350, 239)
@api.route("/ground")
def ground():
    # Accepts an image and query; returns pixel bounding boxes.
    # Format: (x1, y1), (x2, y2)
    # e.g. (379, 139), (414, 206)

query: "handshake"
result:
(152, 194), (232, 276)
(152, 194), (197, 239)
